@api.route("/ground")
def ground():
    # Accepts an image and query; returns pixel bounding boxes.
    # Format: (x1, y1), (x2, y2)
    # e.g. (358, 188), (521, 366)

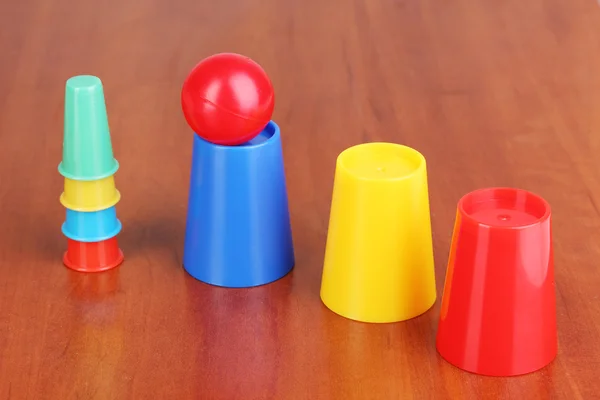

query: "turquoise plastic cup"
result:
(58, 75), (119, 181)
(61, 206), (122, 242)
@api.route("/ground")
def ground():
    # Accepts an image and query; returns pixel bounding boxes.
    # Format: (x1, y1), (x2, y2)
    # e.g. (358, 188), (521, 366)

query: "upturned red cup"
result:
(436, 187), (556, 376)
(63, 237), (124, 273)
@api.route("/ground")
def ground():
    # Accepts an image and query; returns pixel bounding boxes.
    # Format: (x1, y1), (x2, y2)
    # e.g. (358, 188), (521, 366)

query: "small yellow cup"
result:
(320, 142), (437, 323)
(60, 175), (121, 212)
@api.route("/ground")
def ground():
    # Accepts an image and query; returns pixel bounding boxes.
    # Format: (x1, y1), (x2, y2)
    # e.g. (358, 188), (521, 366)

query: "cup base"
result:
(459, 187), (550, 228)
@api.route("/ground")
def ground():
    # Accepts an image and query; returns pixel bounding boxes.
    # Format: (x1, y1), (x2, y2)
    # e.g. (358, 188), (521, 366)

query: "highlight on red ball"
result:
(181, 53), (275, 146)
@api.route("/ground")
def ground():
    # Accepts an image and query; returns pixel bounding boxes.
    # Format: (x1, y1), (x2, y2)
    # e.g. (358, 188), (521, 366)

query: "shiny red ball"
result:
(181, 53), (275, 146)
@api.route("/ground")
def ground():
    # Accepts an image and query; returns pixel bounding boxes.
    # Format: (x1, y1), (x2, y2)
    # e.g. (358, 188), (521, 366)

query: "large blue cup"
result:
(183, 120), (295, 288)
(62, 206), (122, 242)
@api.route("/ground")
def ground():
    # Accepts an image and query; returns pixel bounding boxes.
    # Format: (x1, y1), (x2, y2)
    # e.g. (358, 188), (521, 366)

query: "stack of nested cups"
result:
(58, 75), (124, 273)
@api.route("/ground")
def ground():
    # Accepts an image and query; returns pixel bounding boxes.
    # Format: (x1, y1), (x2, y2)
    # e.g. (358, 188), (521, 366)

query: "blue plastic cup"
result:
(62, 206), (122, 242)
(183, 120), (295, 287)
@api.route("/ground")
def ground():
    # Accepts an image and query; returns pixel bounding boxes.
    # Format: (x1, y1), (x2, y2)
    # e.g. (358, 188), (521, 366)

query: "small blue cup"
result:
(62, 206), (122, 242)
(183, 120), (295, 288)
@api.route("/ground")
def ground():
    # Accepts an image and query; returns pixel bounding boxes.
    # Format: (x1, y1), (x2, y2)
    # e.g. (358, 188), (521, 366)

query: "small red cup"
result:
(436, 187), (556, 376)
(63, 237), (124, 273)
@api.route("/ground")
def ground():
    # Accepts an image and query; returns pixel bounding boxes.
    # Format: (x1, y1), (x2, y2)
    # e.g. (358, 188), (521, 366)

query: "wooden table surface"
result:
(2, 0), (600, 398)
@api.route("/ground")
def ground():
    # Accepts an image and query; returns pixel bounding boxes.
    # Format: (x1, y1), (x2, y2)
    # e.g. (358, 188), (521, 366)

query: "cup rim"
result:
(58, 159), (119, 181)
(63, 247), (124, 272)
(457, 187), (551, 230)
(59, 189), (121, 212)
(61, 219), (122, 243)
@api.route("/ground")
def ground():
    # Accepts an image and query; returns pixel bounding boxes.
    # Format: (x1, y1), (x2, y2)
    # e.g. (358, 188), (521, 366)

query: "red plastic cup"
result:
(63, 237), (124, 273)
(436, 187), (556, 376)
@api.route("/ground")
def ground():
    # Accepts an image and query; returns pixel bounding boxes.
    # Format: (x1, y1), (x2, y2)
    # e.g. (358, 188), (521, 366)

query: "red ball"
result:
(181, 53), (275, 145)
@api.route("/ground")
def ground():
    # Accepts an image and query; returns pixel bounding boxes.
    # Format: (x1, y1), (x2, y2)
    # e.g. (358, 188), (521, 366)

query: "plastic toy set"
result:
(59, 53), (556, 377)
(58, 75), (124, 272)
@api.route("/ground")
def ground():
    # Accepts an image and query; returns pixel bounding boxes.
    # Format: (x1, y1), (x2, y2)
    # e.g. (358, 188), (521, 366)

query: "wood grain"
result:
(1, 0), (599, 398)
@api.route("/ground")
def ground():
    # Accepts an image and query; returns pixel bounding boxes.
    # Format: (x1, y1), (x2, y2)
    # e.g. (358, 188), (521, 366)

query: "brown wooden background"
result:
(1, 0), (599, 398)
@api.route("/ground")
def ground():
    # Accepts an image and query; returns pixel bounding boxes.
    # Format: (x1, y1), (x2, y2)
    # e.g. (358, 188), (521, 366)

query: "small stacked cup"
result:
(58, 75), (124, 273)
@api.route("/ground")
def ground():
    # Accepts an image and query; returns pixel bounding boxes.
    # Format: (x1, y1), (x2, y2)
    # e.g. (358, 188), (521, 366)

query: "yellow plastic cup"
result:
(320, 142), (437, 323)
(60, 175), (121, 212)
